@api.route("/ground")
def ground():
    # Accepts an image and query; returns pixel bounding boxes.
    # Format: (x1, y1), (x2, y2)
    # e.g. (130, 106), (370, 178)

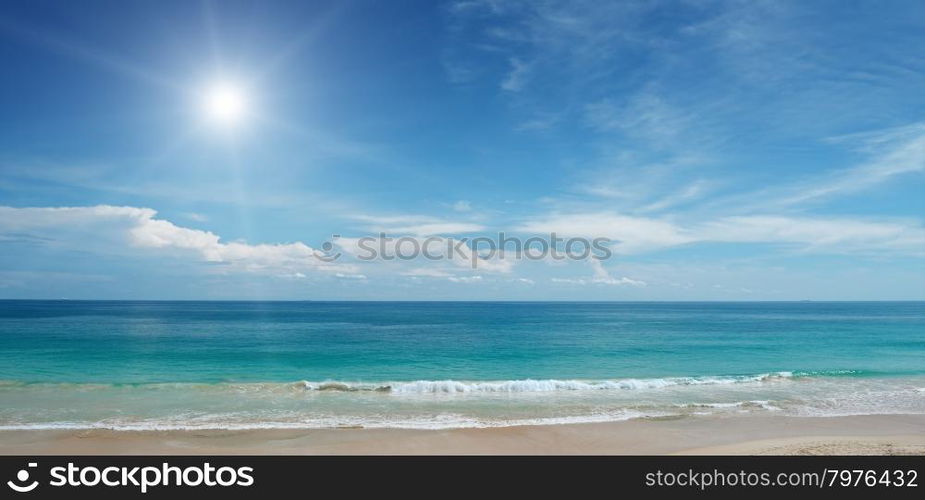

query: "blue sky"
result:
(0, 0), (923, 300)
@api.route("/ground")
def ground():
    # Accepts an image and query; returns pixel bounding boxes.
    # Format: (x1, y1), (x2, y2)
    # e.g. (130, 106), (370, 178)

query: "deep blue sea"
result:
(0, 300), (923, 429)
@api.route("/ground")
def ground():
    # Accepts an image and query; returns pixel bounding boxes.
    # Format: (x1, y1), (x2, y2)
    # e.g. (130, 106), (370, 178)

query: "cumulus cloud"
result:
(551, 260), (646, 286)
(590, 259), (646, 286)
(0, 205), (358, 275)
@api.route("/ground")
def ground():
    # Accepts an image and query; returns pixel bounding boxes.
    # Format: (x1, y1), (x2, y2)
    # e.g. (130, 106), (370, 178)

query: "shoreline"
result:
(1, 414), (922, 455)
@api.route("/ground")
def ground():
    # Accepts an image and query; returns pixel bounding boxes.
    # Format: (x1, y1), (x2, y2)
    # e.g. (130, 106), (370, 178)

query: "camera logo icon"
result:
(7, 462), (38, 493)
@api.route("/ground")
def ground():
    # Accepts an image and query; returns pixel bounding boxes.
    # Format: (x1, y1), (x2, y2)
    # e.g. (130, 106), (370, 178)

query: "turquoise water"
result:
(0, 300), (923, 429)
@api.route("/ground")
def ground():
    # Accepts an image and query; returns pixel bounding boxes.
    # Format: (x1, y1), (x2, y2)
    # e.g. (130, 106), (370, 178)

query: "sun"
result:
(200, 81), (249, 127)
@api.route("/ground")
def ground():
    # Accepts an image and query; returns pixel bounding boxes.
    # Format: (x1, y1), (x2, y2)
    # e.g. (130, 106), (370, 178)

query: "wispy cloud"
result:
(350, 214), (485, 235)
(708, 122), (925, 213)
(584, 92), (695, 148)
(452, 200), (472, 212)
(518, 211), (925, 257)
(183, 212), (209, 222)
(401, 268), (456, 278)
(699, 215), (925, 255)
(638, 180), (712, 213)
(517, 212), (693, 254)
(446, 0), (925, 199)
(448, 275), (483, 283)
(500, 57), (532, 91)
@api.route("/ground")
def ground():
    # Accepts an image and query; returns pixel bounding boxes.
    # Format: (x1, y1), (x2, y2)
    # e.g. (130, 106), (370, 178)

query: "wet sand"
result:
(1, 414), (923, 455)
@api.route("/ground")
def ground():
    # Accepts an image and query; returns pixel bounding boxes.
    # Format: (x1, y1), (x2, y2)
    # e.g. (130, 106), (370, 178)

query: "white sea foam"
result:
(2, 383), (923, 431)
(0, 409), (659, 431)
(2, 372), (920, 431)
(677, 400), (782, 411)
(297, 372), (795, 394)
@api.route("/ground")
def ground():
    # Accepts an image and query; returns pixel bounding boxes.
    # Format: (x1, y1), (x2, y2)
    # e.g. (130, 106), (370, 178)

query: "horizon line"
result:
(0, 299), (922, 303)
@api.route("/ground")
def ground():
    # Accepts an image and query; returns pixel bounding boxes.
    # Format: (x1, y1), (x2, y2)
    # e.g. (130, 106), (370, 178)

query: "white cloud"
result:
(551, 276), (644, 286)
(517, 212), (693, 254)
(183, 212), (209, 222)
(448, 275), (483, 283)
(514, 111), (562, 131)
(335, 272), (368, 280)
(0, 205), (154, 228)
(394, 222), (485, 235)
(569, 152), (710, 210)
(402, 268), (455, 278)
(698, 215), (925, 255)
(638, 180), (711, 213)
(584, 92), (693, 147)
(0, 205), (358, 276)
(517, 211), (925, 256)
(553, 260), (645, 286)
(452, 200), (472, 212)
(590, 259), (646, 286)
(501, 57), (531, 91)
(351, 214), (485, 235)
(723, 123), (925, 212)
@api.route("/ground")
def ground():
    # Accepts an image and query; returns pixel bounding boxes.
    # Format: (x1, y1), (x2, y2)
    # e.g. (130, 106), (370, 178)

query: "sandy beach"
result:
(1, 414), (923, 455)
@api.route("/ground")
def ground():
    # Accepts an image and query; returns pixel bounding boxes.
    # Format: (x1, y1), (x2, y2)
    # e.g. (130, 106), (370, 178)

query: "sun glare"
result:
(201, 82), (248, 127)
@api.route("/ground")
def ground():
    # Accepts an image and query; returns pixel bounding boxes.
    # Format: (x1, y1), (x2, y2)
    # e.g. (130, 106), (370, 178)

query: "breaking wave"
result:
(296, 371), (800, 393)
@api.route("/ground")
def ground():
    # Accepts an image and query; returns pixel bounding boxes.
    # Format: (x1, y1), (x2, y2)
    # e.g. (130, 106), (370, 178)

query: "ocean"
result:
(0, 300), (923, 430)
